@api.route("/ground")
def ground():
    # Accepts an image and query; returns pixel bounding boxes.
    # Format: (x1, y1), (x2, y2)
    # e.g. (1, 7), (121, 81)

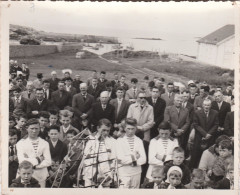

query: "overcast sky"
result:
(3, 2), (235, 38)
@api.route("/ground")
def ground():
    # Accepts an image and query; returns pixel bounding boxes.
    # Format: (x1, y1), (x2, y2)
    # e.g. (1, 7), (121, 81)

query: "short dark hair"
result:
(125, 118), (137, 127)
(25, 118), (39, 128)
(9, 115), (16, 122)
(16, 114), (27, 121)
(200, 85), (210, 93)
(167, 82), (174, 86)
(215, 135), (230, 147)
(160, 78), (165, 82)
(116, 87), (124, 91)
(64, 77), (73, 82)
(173, 147), (185, 154)
(9, 129), (18, 136)
(38, 111), (50, 119)
(66, 129), (77, 136)
(144, 76), (149, 80)
(19, 160), (33, 170)
(191, 169), (205, 179)
(181, 89), (190, 94)
(120, 75), (126, 78)
(100, 71), (106, 74)
(152, 86), (159, 91)
(49, 110), (58, 116)
(219, 140), (233, 151)
(58, 81), (65, 85)
(158, 121), (171, 131)
(148, 81), (155, 88)
(35, 88), (44, 92)
(97, 118), (112, 128)
(131, 78), (138, 83)
(189, 83), (197, 88)
(15, 77), (23, 81)
(49, 125), (60, 132)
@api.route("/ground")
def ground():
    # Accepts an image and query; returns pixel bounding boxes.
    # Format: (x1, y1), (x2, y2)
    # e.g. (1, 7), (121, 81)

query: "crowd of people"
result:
(8, 60), (234, 189)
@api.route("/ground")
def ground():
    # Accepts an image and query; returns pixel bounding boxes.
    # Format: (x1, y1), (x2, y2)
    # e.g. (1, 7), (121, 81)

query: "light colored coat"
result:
(161, 92), (175, 106)
(116, 135), (146, 177)
(127, 102), (154, 142)
(83, 134), (116, 180)
(146, 138), (178, 179)
(16, 137), (51, 182)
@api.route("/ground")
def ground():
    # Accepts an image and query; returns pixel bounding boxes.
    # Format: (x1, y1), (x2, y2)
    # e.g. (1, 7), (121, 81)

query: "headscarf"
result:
(166, 166), (183, 183)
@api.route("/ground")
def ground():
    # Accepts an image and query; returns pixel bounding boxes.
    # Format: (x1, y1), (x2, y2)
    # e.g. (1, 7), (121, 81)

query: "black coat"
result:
(48, 140), (68, 162)
(224, 111), (234, 137)
(10, 177), (40, 188)
(51, 90), (72, 110)
(211, 101), (231, 127)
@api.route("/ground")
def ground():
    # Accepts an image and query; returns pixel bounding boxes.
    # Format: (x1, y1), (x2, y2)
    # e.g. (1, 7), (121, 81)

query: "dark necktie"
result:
(83, 95), (86, 101)
(10, 145), (14, 156)
(28, 93), (31, 99)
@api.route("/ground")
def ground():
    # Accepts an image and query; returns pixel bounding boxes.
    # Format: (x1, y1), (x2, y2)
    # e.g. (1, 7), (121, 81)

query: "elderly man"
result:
(161, 82), (175, 106)
(72, 83), (95, 120)
(21, 81), (36, 101)
(190, 99), (219, 168)
(72, 74), (83, 93)
(164, 94), (190, 148)
(51, 81), (72, 110)
(48, 71), (60, 91)
(211, 91), (231, 134)
(92, 91), (115, 130)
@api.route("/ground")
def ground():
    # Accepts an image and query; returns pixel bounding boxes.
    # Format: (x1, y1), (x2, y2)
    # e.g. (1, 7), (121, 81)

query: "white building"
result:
(196, 24), (235, 69)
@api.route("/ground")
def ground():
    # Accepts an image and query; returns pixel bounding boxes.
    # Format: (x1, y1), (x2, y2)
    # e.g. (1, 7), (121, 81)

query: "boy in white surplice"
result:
(83, 118), (116, 188)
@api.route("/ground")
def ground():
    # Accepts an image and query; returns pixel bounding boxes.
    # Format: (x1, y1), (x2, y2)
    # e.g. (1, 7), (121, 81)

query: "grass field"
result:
(12, 49), (234, 88)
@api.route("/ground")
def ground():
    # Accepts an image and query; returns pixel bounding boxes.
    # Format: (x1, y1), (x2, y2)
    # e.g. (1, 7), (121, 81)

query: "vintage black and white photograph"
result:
(1, 1), (239, 193)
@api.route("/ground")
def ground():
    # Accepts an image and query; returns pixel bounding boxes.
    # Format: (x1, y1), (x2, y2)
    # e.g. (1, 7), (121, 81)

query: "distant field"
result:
(12, 49), (234, 88)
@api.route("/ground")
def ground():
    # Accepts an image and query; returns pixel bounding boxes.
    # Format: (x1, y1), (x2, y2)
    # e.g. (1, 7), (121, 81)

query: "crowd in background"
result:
(8, 60), (234, 189)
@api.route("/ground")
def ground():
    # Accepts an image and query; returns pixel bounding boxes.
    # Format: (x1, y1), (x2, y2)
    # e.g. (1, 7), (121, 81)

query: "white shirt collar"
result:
(62, 125), (71, 133)
(15, 96), (22, 101)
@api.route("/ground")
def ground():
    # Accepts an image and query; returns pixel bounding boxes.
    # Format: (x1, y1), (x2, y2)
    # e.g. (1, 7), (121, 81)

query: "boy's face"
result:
(218, 146), (232, 158)
(9, 120), (16, 128)
(152, 172), (164, 184)
(48, 129), (59, 142)
(51, 161), (60, 171)
(191, 177), (204, 189)
(81, 119), (88, 126)
(9, 135), (18, 145)
(172, 152), (184, 165)
(17, 118), (26, 127)
(13, 91), (21, 98)
(98, 124), (111, 138)
(19, 168), (33, 183)
(169, 173), (181, 187)
(60, 116), (71, 127)
(228, 169), (234, 182)
(49, 115), (58, 125)
(159, 129), (171, 140)
(125, 124), (136, 137)
(27, 124), (40, 139)
(39, 117), (48, 127)
(66, 133), (74, 143)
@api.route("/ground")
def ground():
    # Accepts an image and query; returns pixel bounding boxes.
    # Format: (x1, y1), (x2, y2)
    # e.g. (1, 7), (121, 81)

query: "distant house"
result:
(196, 24), (235, 69)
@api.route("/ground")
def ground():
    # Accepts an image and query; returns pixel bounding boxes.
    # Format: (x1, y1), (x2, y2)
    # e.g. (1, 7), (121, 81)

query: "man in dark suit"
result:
(48, 71), (60, 92)
(92, 91), (115, 131)
(211, 91), (231, 135)
(114, 75), (129, 92)
(51, 81), (72, 110)
(72, 83), (95, 120)
(181, 90), (194, 122)
(72, 74), (83, 93)
(105, 81), (117, 100)
(10, 85), (28, 114)
(146, 86), (166, 139)
(224, 111), (234, 137)
(188, 83), (198, 105)
(161, 82), (175, 106)
(164, 94), (190, 148)
(43, 80), (53, 100)
(63, 77), (77, 98)
(222, 83), (232, 97)
(26, 88), (54, 118)
(98, 71), (108, 89)
(190, 99), (219, 168)
(111, 72), (119, 88)
(109, 87), (130, 125)
(87, 77), (104, 99)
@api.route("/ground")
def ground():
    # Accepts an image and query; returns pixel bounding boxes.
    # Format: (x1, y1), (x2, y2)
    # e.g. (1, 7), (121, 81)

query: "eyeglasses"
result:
(139, 97), (146, 99)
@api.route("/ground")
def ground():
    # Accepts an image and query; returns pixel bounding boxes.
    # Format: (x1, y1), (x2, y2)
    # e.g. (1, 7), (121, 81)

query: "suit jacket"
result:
(72, 93), (95, 118)
(21, 91), (36, 101)
(193, 95), (213, 111)
(114, 83), (129, 91)
(164, 105), (190, 132)
(98, 78), (108, 88)
(193, 109), (219, 143)
(109, 98), (130, 124)
(111, 80), (119, 88)
(66, 86), (77, 97)
(72, 80), (83, 93)
(48, 78), (60, 91)
(224, 111), (234, 137)
(11, 96), (28, 114)
(26, 98), (54, 118)
(48, 139), (68, 162)
(146, 97), (166, 127)
(125, 88), (140, 102)
(43, 88), (53, 100)
(16, 137), (52, 182)
(59, 125), (79, 142)
(87, 84), (103, 99)
(92, 102), (115, 126)
(184, 102), (194, 123)
(51, 90), (72, 110)
(161, 92), (175, 106)
(211, 101), (231, 127)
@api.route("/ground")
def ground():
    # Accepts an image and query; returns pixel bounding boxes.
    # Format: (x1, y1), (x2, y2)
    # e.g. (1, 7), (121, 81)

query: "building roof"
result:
(197, 24), (234, 45)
